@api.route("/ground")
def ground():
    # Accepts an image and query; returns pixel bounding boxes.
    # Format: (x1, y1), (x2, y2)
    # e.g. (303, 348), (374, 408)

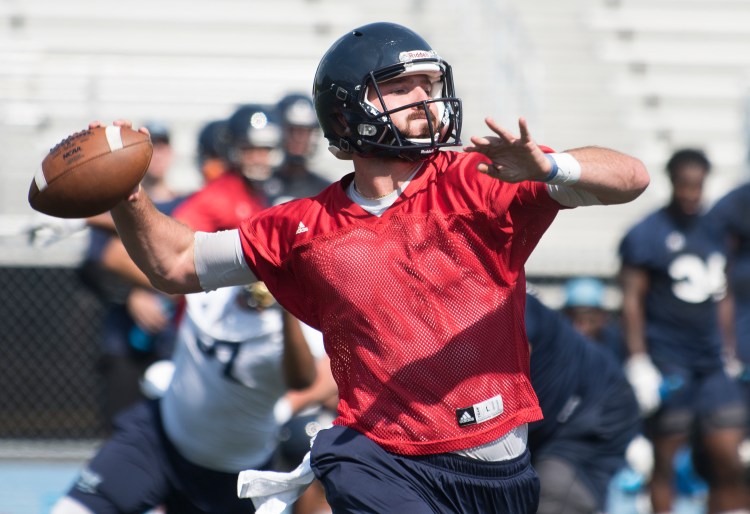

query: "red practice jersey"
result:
(238, 150), (561, 455)
(173, 172), (266, 231)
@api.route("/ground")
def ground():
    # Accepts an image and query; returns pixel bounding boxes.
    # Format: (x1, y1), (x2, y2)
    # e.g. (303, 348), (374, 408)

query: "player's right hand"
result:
(463, 117), (552, 183)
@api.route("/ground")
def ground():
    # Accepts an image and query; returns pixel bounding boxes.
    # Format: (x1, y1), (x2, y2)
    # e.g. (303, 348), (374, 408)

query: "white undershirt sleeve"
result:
(194, 230), (256, 291)
(545, 184), (602, 207)
(300, 323), (326, 359)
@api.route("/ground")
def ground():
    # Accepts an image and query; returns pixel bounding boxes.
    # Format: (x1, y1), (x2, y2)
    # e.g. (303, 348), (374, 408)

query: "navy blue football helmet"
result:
(226, 103), (282, 180)
(312, 22), (462, 162)
(227, 103), (282, 150)
(197, 119), (231, 162)
(277, 93), (319, 129)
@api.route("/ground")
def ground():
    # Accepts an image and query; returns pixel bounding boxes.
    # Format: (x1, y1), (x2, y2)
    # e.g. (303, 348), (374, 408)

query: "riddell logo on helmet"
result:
(399, 50), (438, 62)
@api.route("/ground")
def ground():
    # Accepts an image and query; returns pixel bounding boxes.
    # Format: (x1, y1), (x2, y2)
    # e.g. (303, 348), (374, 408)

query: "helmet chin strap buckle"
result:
(328, 144), (354, 161)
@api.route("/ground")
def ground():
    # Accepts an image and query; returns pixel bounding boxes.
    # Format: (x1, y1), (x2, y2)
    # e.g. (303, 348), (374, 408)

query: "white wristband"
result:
(543, 153), (581, 185)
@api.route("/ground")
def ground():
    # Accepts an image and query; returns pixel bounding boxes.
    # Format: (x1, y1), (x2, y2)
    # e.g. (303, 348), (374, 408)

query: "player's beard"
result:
(400, 107), (440, 140)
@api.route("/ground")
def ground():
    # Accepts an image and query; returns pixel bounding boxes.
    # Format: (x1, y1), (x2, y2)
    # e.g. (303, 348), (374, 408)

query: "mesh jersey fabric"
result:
(238, 150), (562, 455)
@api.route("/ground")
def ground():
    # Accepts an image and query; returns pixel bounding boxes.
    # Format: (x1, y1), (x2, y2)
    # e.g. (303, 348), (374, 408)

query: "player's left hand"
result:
(23, 212), (87, 247)
(724, 353), (744, 380)
(464, 117), (552, 183)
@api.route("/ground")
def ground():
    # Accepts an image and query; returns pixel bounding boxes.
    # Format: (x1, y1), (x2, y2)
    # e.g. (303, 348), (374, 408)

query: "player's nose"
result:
(410, 86), (431, 103)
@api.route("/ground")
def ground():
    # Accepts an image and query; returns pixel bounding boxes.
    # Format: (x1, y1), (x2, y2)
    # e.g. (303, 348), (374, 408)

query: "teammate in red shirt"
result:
(99, 22), (648, 513)
(175, 103), (280, 231)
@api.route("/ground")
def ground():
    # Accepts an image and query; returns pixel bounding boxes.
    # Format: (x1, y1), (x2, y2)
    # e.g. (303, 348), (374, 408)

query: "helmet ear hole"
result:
(329, 113), (350, 137)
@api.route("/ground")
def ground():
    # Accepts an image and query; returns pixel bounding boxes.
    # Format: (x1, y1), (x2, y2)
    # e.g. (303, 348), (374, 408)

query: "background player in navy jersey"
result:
(525, 291), (640, 514)
(619, 148), (748, 513)
(91, 22), (648, 513)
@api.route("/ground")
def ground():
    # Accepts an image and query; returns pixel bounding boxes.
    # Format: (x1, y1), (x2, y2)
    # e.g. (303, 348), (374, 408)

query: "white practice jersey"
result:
(160, 286), (324, 472)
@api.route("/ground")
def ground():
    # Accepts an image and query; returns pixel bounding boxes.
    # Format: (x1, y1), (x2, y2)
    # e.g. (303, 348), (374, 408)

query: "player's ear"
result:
(329, 112), (350, 138)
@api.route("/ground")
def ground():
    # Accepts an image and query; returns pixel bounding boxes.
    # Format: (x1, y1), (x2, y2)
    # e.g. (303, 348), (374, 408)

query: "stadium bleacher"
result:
(1, 0), (749, 276)
(516, 0), (750, 277)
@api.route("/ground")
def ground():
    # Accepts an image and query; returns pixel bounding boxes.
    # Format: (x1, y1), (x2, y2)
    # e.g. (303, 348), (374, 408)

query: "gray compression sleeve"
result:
(194, 229), (256, 291)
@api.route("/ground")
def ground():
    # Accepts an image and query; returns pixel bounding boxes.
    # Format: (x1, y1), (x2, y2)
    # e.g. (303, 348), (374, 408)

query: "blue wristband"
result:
(543, 153), (559, 183)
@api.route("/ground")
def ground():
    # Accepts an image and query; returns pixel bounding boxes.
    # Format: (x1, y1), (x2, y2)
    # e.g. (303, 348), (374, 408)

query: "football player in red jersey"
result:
(96, 22), (648, 513)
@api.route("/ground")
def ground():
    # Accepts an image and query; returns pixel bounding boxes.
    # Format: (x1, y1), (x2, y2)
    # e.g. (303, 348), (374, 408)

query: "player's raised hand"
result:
(464, 117), (552, 183)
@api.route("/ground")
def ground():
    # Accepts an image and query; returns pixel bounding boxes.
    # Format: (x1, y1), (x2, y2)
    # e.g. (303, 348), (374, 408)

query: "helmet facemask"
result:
(350, 59), (461, 161)
(313, 23), (464, 162)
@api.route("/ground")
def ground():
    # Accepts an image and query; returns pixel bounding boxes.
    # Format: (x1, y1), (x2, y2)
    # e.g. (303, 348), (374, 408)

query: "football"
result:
(28, 125), (153, 218)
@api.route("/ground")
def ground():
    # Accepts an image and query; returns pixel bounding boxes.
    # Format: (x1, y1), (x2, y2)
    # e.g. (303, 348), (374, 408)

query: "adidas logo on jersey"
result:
(456, 394), (503, 427)
(456, 408), (476, 427)
(295, 221), (308, 235)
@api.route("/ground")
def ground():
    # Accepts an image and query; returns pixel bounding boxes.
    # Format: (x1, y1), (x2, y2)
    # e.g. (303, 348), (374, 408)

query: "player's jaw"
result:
(393, 104), (440, 140)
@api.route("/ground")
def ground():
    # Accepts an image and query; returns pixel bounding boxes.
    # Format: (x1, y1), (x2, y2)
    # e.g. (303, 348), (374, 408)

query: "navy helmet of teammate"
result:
(276, 92), (319, 167)
(262, 93), (332, 205)
(196, 119), (232, 183)
(226, 103), (282, 183)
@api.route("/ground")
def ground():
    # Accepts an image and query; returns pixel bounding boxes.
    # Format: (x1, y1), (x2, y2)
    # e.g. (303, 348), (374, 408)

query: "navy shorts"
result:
(310, 425), (540, 514)
(647, 362), (747, 436)
(66, 400), (266, 514)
